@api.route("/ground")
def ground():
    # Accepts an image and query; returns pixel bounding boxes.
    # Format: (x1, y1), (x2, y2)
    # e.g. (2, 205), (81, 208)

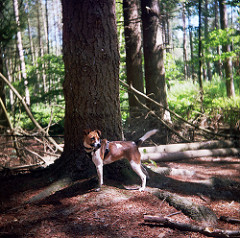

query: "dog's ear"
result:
(83, 129), (91, 135)
(95, 130), (101, 137)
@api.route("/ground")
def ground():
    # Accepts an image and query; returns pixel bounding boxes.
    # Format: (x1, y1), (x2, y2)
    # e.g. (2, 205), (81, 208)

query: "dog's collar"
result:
(84, 145), (94, 152)
(84, 144), (101, 153)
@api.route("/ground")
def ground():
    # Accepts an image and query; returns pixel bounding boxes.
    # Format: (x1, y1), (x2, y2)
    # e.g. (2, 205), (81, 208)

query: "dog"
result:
(83, 129), (158, 191)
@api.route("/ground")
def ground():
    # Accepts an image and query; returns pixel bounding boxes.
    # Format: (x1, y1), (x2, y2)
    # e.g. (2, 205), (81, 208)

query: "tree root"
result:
(25, 176), (96, 204)
(145, 188), (218, 225)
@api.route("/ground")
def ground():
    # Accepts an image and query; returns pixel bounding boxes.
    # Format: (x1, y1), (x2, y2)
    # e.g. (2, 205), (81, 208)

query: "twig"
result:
(166, 211), (181, 217)
(1, 162), (45, 171)
(46, 106), (54, 135)
(24, 147), (46, 164)
(144, 215), (240, 237)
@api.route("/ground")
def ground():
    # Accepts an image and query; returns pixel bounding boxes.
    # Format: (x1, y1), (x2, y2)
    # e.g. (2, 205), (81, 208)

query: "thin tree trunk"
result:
(214, 0), (222, 78)
(13, 0), (30, 105)
(26, 1), (35, 63)
(4, 57), (14, 112)
(166, 12), (171, 53)
(187, 8), (195, 82)
(53, 0), (61, 56)
(219, 0), (235, 97)
(37, 1), (47, 93)
(141, 0), (171, 123)
(123, 0), (144, 119)
(45, 0), (50, 55)
(204, 0), (212, 81)
(0, 47), (8, 127)
(198, 0), (204, 111)
(182, 2), (188, 80)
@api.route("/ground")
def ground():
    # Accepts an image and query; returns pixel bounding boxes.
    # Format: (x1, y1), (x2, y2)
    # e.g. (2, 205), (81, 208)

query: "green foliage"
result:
(165, 53), (184, 82)
(26, 54), (64, 103)
(10, 54), (65, 132)
(203, 28), (240, 61)
(13, 103), (64, 131)
(168, 77), (240, 127)
(168, 80), (200, 119)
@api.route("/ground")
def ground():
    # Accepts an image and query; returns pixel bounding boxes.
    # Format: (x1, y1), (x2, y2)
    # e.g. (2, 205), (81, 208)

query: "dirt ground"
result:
(0, 154), (240, 238)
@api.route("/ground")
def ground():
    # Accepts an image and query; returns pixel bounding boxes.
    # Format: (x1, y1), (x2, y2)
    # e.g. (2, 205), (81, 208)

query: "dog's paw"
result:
(95, 187), (101, 192)
(139, 187), (145, 192)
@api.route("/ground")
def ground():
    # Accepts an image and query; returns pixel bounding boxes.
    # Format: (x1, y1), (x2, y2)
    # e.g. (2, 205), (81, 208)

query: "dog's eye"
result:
(91, 137), (95, 141)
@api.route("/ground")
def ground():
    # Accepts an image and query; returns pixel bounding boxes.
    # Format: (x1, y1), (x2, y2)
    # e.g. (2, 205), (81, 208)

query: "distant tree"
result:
(182, 1), (188, 80)
(123, 0), (144, 119)
(198, 0), (204, 107)
(0, 0), (17, 127)
(141, 0), (170, 122)
(13, 0), (30, 105)
(214, 0), (222, 77)
(203, 0), (212, 81)
(186, 2), (195, 81)
(219, 0), (235, 97)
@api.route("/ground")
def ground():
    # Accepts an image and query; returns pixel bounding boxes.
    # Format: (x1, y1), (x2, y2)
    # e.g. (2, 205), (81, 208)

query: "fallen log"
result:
(141, 148), (240, 162)
(144, 215), (240, 237)
(140, 140), (236, 154)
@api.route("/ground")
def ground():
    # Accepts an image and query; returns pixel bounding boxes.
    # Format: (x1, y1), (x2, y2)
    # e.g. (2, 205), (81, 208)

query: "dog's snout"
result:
(97, 143), (101, 148)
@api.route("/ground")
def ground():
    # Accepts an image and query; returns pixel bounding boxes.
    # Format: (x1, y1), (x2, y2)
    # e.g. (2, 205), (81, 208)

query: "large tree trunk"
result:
(60, 0), (130, 182)
(123, 0), (144, 119)
(219, 0), (235, 98)
(141, 0), (171, 125)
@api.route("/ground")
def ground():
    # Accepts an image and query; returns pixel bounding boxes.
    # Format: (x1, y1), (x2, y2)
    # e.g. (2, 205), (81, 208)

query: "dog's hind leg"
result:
(130, 160), (146, 192)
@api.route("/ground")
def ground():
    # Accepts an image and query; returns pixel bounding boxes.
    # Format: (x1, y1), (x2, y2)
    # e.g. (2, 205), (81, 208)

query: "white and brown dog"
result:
(83, 129), (158, 191)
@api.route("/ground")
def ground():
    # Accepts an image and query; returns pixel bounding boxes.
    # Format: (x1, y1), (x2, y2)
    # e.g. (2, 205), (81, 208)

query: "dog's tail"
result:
(135, 129), (158, 147)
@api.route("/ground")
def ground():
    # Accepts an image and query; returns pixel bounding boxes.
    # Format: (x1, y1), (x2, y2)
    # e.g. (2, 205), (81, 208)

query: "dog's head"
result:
(83, 129), (101, 151)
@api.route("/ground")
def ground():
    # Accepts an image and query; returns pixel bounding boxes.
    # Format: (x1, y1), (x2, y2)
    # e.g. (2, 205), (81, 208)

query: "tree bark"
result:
(123, 0), (144, 118)
(219, 0), (235, 97)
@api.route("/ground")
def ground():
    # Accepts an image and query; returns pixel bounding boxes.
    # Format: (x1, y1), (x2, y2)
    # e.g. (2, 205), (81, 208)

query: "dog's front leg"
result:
(92, 151), (104, 191)
(96, 164), (103, 190)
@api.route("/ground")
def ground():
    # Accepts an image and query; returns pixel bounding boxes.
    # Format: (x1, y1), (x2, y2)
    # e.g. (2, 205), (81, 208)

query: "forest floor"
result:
(0, 151), (240, 238)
